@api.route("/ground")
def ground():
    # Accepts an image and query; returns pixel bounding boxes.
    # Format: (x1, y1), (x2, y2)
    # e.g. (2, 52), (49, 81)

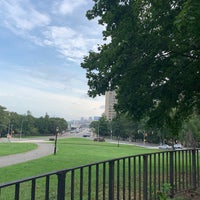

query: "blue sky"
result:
(0, 0), (105, 120)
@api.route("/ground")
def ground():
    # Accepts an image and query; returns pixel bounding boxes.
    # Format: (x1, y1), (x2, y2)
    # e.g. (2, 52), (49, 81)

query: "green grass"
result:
(0, 138), (159, 184)
(0, 142), (37, 156)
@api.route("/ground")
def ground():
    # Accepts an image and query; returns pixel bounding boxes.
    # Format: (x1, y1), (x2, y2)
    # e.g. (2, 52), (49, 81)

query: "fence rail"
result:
(0, 149), (199, 199)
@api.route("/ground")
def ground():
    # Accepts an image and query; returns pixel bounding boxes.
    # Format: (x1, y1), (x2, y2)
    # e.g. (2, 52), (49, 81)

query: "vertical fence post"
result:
(109, 160), (115, 200)
(192, 149), (197, 189)
(15, 183), (20, 200)
(45, 176), (50, 200)
(143, 155), (148, 200)
(31, 179), (36, 200)
(170, 151), (174, 198)
(57, 171), (66, 200)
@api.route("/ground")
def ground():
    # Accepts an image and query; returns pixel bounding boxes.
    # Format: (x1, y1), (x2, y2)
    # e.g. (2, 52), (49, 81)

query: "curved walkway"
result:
(0, 139), (54, 168)
(0, 135), (158, 168)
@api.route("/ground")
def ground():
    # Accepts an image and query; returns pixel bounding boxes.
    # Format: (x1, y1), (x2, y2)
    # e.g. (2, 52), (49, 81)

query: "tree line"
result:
(90, 113), (200, 148)
(0, 105), (68, 137)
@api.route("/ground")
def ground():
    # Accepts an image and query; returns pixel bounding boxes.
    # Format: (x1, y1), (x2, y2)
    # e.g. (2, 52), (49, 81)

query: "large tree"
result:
(81, 0), (200, 136)
(90, 116), (110, 137)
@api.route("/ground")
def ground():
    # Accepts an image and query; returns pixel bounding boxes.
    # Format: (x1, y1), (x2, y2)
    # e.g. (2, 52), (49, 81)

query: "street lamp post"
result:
(54, 127), (59, 155)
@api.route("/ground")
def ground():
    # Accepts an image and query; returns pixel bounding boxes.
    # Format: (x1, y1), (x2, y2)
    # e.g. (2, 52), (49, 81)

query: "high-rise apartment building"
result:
(105, 91), (117, 121)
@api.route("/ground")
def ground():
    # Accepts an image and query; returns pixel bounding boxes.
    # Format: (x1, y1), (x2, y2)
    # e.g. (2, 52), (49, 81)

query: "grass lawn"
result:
(0, 142), (37, 156)
(0, 137), (159, 184)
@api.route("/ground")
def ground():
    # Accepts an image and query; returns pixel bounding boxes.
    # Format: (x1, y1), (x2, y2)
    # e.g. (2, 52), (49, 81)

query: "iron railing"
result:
(0, 149), (199, 199)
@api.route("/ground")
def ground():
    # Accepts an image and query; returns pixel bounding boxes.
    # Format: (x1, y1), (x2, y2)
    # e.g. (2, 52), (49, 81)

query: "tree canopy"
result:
(90, 116), (110, 137)
(81, 0), (200, 135)
(0, 106), (68, 137)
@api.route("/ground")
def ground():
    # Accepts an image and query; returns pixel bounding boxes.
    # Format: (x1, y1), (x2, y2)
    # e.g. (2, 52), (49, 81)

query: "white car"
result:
(158, 144), (172, 150)
(174, 143), (183, 149)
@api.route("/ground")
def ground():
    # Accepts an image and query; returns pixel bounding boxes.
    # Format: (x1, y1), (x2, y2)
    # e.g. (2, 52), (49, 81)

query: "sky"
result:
(0, 0), (106, 121)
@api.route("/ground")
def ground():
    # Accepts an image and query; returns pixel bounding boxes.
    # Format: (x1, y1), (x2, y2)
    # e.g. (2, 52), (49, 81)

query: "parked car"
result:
(83, 134), (90, 137)
(158, 144), (172, 150)
(174, 143), (183, 149)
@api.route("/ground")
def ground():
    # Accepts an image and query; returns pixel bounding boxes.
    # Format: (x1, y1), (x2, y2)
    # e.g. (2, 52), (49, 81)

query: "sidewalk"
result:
(0, 138), (54, 168)
(106, 139), (159, 149)
(0, 136), (158, 168)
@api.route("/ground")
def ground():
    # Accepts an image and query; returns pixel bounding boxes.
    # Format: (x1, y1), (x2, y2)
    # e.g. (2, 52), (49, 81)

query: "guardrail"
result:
(0, 149), (199, 199)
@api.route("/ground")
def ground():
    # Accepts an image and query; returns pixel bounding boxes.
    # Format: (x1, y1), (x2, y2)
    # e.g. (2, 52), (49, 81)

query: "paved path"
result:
(0, 135), (158, 168)
(0, 139), (54, 168)
(106, 139), (159, 149)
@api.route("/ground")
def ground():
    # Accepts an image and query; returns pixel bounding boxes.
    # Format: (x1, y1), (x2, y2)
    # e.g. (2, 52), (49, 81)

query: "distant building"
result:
(105, 91), (117, 121)
(93, 116), (100, 121)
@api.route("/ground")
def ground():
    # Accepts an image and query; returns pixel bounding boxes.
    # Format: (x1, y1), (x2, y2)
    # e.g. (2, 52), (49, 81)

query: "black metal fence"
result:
(0, 149), (199, 200)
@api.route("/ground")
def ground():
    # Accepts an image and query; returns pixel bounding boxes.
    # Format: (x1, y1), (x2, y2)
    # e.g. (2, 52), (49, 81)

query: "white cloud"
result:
(2, 65), (88, 100)
(0, 0), (103, 62)
(43, 26), (97, 62)
(55, 0), (87, 15)
(0, 0), (50, 31)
